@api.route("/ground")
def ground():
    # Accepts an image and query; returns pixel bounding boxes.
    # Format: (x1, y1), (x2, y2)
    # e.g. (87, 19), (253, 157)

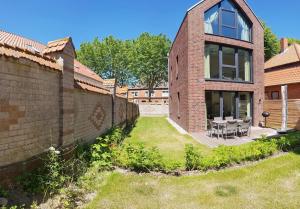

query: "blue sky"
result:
(1, 0), (299, 49)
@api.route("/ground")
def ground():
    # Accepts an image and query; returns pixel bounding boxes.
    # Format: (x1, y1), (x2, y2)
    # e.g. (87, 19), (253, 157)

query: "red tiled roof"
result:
(0, 30), (46, 52)
(265, 44), (300, 69)
(0, 29), (109, 94)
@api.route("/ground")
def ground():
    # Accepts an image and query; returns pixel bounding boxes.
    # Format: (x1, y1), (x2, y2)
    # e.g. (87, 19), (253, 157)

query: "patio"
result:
(191, 127), (279, 148)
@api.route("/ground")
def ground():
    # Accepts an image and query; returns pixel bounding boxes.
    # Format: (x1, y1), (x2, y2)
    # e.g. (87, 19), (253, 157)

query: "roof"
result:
(0, 30), (46, 52)
(0, 29), (109, 94)
(265, 44), (300, 70)
(43, 37), (75, 55)
(116, 86), (128, 95)
(103, 79), (116, 87)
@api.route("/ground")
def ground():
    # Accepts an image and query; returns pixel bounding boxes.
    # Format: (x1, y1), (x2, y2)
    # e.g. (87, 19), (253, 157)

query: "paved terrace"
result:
(191, 127), (279, 148)
(167, 118), (279, 148)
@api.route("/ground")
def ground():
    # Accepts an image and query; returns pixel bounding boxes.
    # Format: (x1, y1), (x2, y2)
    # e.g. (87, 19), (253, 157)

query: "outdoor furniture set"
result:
(207, 117), (252, 139)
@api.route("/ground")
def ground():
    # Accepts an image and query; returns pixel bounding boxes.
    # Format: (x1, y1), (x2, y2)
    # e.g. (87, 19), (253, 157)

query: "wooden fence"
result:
(264, 99), (300, 130)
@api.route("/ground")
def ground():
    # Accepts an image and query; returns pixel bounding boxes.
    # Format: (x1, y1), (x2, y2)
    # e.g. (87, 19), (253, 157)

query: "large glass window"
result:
(205, 44), (252, 82)
(238, 49), (251, 82)
(204, 0), (252, 42)
(205, 44), (219, 79)
(205, 91), (252, 120)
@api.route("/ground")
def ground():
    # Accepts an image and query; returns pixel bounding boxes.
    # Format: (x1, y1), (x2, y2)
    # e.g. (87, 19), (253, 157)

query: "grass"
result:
(86, 149), (300, 209)
(124, 117), (210, 165)
(85, 117), (300, 209)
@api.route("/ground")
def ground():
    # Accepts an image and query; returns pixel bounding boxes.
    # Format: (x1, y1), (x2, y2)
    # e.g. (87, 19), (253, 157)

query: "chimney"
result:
(280, 38), (289, 53)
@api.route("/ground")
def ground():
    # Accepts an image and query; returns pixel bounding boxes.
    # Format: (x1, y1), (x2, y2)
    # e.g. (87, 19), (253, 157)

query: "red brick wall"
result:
(169, 15), (189, 131)
(169, 0), (264, 132)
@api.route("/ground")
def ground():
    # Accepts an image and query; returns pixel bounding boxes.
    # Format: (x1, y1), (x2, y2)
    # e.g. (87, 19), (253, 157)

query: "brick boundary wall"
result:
(0, 46), (139, 186)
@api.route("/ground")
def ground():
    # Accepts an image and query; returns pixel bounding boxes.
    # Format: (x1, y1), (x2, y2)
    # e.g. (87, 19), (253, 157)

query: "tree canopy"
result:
(263, 22), (280, 61)
(77, 36), (134, 87)
(129, 33), (171, 100)
(77, 33), (171, 100)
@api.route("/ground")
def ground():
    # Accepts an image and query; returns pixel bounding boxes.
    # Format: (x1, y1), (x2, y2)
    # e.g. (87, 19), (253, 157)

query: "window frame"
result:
(204, 0), (252, 42)
(205, 90), (253, 121)
(205, 43), (253, 83)
(271, 91), (280, 100)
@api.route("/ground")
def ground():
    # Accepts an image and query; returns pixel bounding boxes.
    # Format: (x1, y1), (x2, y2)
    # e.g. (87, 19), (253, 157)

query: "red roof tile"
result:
(0, 29), (109, 94)
(265, 44), (300, 69)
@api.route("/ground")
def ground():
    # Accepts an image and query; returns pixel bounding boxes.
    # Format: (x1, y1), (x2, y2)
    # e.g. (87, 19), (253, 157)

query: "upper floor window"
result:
(205, 44), (252, 82)
(204, 0), (252, 42)
(145, 90), (155, 97)
(162, 90), (169, 97)
(131, 91), (139, 97)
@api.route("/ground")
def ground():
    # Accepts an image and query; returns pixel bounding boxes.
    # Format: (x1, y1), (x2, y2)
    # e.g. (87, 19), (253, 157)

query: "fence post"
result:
(281, 85), (288, 132)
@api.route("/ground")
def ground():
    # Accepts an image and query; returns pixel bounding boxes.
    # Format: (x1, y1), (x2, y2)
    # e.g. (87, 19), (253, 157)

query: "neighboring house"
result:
(128, 84), (169, 105)
(169, 0), (264, 132)
(103, 78), (128, 97)
(265, 38), (300, 100)
(0, 30), (110, 94)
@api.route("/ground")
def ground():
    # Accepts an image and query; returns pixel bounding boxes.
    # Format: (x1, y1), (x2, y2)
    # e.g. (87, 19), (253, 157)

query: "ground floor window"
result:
(205, 91), (252, 120)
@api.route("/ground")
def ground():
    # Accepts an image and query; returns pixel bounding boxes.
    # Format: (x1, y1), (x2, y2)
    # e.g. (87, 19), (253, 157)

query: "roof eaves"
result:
(187, 0), (204, 12)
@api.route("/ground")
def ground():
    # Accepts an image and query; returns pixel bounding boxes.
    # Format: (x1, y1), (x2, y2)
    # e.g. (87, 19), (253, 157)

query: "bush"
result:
(113, 143), (165, 172)
(184, 137), (281, 171)
(185, 144), (202, 171)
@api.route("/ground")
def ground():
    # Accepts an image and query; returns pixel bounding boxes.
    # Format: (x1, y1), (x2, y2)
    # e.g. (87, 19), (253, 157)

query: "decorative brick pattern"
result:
(0, 99), (25, 132)
(89, 102), (106, 130)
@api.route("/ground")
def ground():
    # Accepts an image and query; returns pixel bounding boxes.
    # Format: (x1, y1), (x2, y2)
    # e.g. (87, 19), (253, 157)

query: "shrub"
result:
(276, 136), (292, 151)
(113, 143), (165, 172)
(184, 138), (280, 171)
(185, 144), (202, 171)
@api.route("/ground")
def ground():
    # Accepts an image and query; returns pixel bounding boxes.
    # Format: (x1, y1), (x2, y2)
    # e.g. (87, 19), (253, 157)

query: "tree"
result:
(263, 22), (280, 61)
(287, 38), (300, 45)
(130, 33), (171, 101)
(77, 36), (134, 88)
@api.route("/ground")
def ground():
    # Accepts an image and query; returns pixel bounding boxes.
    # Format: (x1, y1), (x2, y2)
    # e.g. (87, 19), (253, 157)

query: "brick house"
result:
(265, 38), (300, 100)
(168, 0), (264, 132)
(128, 84), (169, 105)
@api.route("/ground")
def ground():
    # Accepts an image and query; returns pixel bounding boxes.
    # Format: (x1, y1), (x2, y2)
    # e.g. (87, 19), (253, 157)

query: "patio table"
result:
(212, 119), (243, 139)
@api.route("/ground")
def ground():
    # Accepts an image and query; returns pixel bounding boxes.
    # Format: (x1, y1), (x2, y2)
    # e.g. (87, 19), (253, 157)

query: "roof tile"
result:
(265, 44), (300, 69)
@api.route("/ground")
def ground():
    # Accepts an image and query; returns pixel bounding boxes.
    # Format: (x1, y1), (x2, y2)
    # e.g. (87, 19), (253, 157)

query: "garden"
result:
(1, 117), (300, 209)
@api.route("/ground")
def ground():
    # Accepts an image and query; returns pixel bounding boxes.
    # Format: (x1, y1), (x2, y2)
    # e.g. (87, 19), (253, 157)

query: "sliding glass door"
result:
(205, 91), (252, 120)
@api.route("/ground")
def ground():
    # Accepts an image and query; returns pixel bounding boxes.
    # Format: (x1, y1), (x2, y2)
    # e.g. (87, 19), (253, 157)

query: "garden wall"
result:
(264, 99), (300, 130)
(0, 55), (139, 185)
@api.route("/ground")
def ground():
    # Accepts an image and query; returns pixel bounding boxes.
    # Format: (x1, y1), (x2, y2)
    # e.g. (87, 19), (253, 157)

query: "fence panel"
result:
(264, 99), (300, 130)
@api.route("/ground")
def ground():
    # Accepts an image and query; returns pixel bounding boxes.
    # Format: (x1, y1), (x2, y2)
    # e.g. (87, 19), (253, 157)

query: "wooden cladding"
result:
(264, 99), (300, 130)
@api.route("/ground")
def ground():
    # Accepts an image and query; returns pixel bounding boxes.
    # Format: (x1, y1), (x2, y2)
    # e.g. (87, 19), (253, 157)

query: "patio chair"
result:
(223, 120), (238, 139)
(214, 117), (223, 121)
(207, 119), (218, 137)
(225, 116), (234, 121)
(239, 118), (252, 136)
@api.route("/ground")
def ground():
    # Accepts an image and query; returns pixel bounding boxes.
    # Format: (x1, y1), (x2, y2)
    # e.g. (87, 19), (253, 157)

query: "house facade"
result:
(169, 0), (264, 132)
(128, 85), (169, 105)
(265, 38), (300, 100)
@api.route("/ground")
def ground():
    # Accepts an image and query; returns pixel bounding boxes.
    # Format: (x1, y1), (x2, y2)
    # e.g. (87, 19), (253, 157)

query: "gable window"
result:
(204, 0), (252, 42)
(205, 43), (252, 82)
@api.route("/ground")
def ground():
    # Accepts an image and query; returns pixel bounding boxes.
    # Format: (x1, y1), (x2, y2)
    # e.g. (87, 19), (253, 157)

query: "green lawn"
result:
(124, 117), (210, 165)
(85, 117), (300, 209)
(87, 149), (300, 209)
